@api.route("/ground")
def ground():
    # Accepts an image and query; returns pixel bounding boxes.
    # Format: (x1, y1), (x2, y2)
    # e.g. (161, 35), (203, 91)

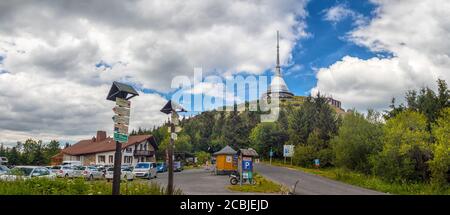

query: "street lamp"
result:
(106, 81), (139, 195)
(160, 100), (186, 195)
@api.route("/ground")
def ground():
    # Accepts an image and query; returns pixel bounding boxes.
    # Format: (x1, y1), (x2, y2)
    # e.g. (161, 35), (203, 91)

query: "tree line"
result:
(0, 139), (62, 166)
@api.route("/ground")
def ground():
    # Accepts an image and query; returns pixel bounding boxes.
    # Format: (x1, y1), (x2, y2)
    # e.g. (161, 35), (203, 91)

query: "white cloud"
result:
(323, 4), (368, 26)
(0, 0), (308, 144)
(313, 0), (450, 111)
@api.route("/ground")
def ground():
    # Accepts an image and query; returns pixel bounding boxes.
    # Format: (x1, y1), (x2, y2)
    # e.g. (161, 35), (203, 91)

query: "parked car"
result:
(0, 165), (10, 175)
(105, 166), (134, 182)
(132, 162), (157, 179)
(0, 166), (55, 181)
(156, 162), (167, 173)
(61, 161), (82, 166)
(174, 161), (183, 172)
(81, 166), (104, 180)
(56, 165), (83, 178)
(47, 165), (61, 174)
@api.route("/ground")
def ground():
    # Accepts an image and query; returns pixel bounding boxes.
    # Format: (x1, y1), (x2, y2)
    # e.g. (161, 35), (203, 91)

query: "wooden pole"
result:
(112, 141), (122, 195)
(167, 114), (175, 195)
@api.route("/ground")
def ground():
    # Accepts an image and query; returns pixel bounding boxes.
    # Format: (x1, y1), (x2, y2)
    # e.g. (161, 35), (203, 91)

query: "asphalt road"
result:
(255, 163), (385, 195)
(154, 168), (267, 195)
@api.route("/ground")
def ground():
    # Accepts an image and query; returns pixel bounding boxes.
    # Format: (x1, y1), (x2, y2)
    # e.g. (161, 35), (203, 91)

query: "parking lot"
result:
(154, 168), (267, 195)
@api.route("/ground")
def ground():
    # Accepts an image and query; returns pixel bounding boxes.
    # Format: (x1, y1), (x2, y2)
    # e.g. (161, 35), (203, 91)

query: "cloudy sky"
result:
(0, 0), (449, 145)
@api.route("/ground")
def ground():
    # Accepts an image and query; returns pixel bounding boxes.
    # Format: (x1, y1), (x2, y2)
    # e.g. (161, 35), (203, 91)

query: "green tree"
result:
(331, 111), (383, 173)
(371, 110), (432, 182)
(195, 151), (211, 165)
(7, 147), (20, 165)
(45, 140), (61, 158)
(249, 122), (288, 158)
(429, 108), (450, 187)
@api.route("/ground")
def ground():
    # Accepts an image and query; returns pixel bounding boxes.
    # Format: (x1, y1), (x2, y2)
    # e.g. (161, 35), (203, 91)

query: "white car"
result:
(105, 166), (134, 182)
(132, 162), (157, 179)
(0, 166), (55, 181)
(81, 166), (104, 180)
(56, 165), (83, 178)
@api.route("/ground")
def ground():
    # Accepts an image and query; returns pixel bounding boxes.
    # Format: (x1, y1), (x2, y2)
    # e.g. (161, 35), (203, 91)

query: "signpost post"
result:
(269, 148), (273, 165)
(106, 81), (138, 195)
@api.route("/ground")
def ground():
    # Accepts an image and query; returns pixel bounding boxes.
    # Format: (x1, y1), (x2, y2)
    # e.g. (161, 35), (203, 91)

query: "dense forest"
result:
(132, 79), (449, 188)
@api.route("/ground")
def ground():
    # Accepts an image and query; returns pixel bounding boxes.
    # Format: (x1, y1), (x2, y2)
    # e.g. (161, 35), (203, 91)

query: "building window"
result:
(124, 156), (132, 164)
(126, 147), (132, 153)
(108, 155), (114, 163)
(98, 155), (105, 163)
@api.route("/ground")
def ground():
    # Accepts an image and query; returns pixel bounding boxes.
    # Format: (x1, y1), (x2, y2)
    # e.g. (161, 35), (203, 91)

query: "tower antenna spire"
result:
(276, 30), (281, 76)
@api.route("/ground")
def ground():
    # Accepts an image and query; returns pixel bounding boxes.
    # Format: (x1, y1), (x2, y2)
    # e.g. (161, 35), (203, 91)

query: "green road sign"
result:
(114, 132), (128, 143)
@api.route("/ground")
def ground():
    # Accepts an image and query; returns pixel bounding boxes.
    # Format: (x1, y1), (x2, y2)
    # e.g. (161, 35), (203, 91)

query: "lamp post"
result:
(160, 100), (186, 195)
(106, 81), (139, 195)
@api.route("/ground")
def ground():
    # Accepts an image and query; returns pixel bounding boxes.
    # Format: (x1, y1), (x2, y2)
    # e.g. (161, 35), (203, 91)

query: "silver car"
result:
(0, 166), (55, 181)
(56, 165), (83, 178)
(105, 166), (134, 182)
(81, 166), (104, 180)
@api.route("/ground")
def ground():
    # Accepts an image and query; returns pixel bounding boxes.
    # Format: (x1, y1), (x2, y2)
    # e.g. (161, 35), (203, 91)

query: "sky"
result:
(0, 0), (449, 146)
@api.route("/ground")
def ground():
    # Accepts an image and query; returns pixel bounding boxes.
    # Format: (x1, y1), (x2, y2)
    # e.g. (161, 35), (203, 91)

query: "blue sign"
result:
(314, 159), (320, 166)
(242, 160), (252, 171)
(269, 150), (273, 157)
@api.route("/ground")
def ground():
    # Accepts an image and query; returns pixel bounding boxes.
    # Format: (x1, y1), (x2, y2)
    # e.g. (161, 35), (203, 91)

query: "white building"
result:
(61, 131), (157, 166)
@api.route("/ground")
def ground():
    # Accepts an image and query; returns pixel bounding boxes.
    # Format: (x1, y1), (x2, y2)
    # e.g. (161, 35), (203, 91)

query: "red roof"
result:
(62, 135), (155, 156)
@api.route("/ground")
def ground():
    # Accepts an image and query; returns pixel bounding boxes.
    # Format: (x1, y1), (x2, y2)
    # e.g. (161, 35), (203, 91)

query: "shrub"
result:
(331, 112), (383, 173)
(429, 108), (450, 188)
(371, 110), (432, 182)
(293, 145), (316, 167)
(195, 151), (211, 165)
(0, 178), (182, 195)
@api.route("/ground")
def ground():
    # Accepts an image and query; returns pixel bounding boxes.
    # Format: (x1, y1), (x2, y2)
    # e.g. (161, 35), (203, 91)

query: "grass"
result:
(0, 177), (183, 195)
(264, 160), (450, 195)
(227, 173), (287, 194)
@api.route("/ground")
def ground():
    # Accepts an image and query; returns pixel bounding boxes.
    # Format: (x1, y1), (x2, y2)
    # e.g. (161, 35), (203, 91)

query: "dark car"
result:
(156, 162), (167, 173)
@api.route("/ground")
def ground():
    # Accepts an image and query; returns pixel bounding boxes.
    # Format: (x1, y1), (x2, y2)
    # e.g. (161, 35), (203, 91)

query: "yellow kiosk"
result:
(213, 145), (237, 175)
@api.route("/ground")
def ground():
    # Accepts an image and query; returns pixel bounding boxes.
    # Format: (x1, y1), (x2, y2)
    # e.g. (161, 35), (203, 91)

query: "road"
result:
(255, 163), (385, 195)
(154, 168), (268, 195)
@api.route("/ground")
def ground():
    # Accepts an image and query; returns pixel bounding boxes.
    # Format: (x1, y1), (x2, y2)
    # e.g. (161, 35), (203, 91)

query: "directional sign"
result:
(114, 123), (128, 134)
(113, 106), (130, 116)
(171, 112), (180, 126)
(112, 115), (130, 125)
(171, 133), (178, 140)
(116, 97), (130, 108)
(114, 132), (128, 143)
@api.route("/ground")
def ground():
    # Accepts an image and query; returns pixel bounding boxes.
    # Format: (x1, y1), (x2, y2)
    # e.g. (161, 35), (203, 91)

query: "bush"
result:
(0, 178), (182, 195)
(371, 110), (432, 182)
(293, 145), (316, 167)
(331, 112), (383, 173)
(429, 108), (450, 188)
(195, 151), (211, 165)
